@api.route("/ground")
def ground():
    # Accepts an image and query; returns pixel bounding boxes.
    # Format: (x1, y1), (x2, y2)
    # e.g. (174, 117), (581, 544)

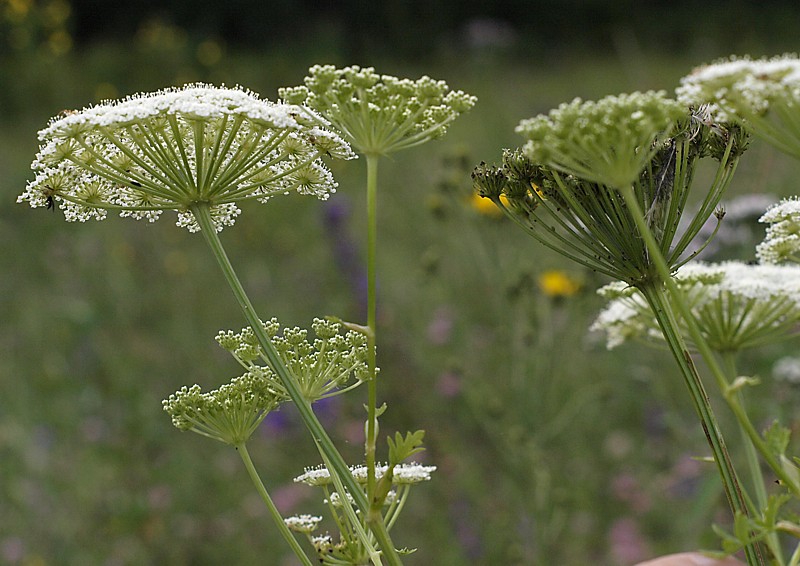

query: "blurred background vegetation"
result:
(3, 0), (800, 564)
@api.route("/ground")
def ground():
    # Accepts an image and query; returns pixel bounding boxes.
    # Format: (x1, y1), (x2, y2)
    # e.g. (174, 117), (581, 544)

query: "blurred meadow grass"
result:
(4, 23), (800, 565)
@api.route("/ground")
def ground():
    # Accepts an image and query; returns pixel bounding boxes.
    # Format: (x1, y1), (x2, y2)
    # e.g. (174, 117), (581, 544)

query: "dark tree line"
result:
(70, 0), (800, 60)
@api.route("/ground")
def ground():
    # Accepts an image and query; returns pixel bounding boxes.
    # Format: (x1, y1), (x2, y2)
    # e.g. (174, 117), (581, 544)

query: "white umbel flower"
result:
(593, 261), (800, 352)
(677, 54), (800, 121)
(677, 53), (800, 158)
(294, 462), (436, 486)
(284, 514), (323, 533)
(19, 84), (355, 232)
(757, 197), (800, 264)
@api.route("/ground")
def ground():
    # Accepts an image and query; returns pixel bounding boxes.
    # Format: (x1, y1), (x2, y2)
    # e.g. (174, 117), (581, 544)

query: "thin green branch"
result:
(236, 443), (314, 566)
(720, 353), (785, 563)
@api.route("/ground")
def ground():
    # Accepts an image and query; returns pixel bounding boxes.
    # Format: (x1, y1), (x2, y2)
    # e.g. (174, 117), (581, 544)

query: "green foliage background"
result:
(3, 2), (800, 564)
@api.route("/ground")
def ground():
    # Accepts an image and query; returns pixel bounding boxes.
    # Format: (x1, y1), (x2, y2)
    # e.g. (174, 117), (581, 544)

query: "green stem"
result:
(721, 353), (784, 563)
(619, 187), (763, 566)
(236, 443), (314, 566)
(190, 202), (402, 566)
(365, 153), (379, 504)
(362, 154), (403, 565)
(789, 542), (800, 566)
(318, 444), (382, 566)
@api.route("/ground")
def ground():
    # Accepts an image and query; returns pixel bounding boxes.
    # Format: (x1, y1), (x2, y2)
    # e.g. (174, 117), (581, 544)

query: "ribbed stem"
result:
(620, 187), (763, 566)
(365, 153), (379, 505)
(362, 154), (403, 565)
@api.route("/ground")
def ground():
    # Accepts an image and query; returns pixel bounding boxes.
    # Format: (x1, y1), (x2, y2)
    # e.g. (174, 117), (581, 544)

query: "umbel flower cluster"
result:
(286, 462), (436, 564)
(517, 91), (687, 189)
(215, 317), (373, 401)
(18, 84), (355, 232)
(757, 197), (800, 264)
(677, 53), (800, 159)
(279, 64), (477, 155)
(293, 463), (437, 487)
(162, 368), (282, 446)
(592, 261), (800, 352)
(164, 317), (372, 444)
(472, 92), (749, 287)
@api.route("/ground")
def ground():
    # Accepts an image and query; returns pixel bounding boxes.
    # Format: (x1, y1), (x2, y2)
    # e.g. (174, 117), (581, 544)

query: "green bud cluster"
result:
(162, 368), (283, 445)
(216, 317), (372, 402)
(473, 102), (748, 287)
(279, 65), (476, 155)
(516, 91), (687, 189)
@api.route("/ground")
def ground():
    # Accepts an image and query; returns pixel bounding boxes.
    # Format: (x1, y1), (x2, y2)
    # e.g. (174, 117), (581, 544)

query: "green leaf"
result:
(372, 431), (427, 507)
(387, 430), (426, 466)
(765, 420), (791, 458)
(764, 493), (792, 528)
(712, 523), (744, 554)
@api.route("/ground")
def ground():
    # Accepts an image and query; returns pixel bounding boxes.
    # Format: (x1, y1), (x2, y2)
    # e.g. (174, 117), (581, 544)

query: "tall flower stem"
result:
(364, 153), (387, 533)
(236, 442), (314, 566)
(619, 188), (763, 566)
(191, 202), (402, 566)
(365, 154), (379, 487)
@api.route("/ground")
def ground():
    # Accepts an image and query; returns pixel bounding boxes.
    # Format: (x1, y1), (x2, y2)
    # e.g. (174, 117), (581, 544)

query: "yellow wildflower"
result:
(538, 270), (581, 297)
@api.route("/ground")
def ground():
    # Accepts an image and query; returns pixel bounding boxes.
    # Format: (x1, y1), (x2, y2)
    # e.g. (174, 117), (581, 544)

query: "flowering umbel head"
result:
(516, 91), (687, 189)
(216, 317), (372, 403)
(294, 462), (436, 487)
(676, 54), (800, 159)
(19, 84), (355, 232)
(292, 462), (435, 563)
(279, 65), (476, 156)
(474, 97), (748, 287)
(592, 261), (800, 352)
(162, 368), (284, 445)
(757, 197), (800, 264)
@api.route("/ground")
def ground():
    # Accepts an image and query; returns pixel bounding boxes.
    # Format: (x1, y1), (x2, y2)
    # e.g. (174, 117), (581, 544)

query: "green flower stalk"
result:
(757, 197), (800, 264)
(593, 260), (800, 561)
(676, 54), (800, 159)
(476, 93), (761, 563)
(281, 65), (475, 559)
